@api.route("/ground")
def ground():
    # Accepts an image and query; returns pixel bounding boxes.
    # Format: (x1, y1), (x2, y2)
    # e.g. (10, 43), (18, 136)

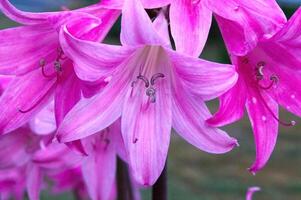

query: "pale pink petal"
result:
(26, 164), (42, 200)
(29, 101), (56, 135)
(56, 61), (132, 142)
(110, 119), (128, 162)
(246, 187), (261, 200)
(59, 27), (134, 81)
(0, 26), (58, 75)
(100, 0), (171, 9)
(153, 11), (170, 46)
(82, 135), (116, 200)
(246, 91), (278, 173)
(170, 0), (212, 57)
(172, 82), (238, 154)
(167, 49), (238, 100)
(0, 70), (56, 135)
(120, 0), (166, 46)
(0, 0), (49, 25)
(207, 79), (247, 126)
(121, 48), (172, 186)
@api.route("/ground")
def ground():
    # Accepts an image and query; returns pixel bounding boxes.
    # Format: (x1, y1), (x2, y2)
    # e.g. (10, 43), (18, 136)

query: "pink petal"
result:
(172, 82), (238, 154)
(204, 0), (286, 54)
(0, 70), (56, 135)
(26, 164), (42, 200)
(59, 27), (134, 81)
(0, 26), (58, 75)
(246, 91), (279, 173)
(56, 61), (132, 142)
(170, 0), (212, 57)
(120, 0), (166, 46)
(121, 48), (172, 185)
(29, 101), (56, 135)
(153, 11), (170, 46)
(0, 0), (49, 25)
(207, 78), (247, 126)
(246, 186), (261, 200)
(100, 0), (171, 9)
(167, 49), (238, 100)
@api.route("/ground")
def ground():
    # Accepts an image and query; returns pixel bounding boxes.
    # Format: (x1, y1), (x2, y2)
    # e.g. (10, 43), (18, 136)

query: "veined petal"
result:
(168, 49), (238, 100)
(100, 0), (171, 9)
(56, 59), (133, 142)
(26, 164), (42, 200)
(82, 136), (116, 200)
(0, 26), (58, 75)
(153, 11), (170, 46)
(170, 0), (212, 57)
(59, 27), (134, 82)
(121, 46), (172, 185)
(120, 0), (166, 46)
(0, 0), (49, 25)
(0, 70), (56, 135)
(29, 101), (56, 135)
(172, 82), (238, 154)
(207, 78), (247, 126)
(246, 91), (279, 173)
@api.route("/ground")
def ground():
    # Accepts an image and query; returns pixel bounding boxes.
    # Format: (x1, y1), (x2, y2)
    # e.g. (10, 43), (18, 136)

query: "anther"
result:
(150, 73), (165, 85)
(137, 75), (150, 87)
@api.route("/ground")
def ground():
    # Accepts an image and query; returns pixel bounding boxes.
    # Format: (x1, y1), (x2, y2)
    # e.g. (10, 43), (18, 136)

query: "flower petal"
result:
(246, 187), (261, 200)
(168, 49), (238, 100)
(56, 60), (132, 142)
(26, 164), (42, 200)
(246, 91), (279, 173)
(0, 70), (56, 135)
(100, 0), (171, 9)
(207, 78), (247, 126)
(170, 0), (212, 57)
(59, 27), (134, 82)
(172, 82), (238, 154)
(0, 26), (58, 75)
(82, 135), (116, 200)
(121, 49), (172, 186)
(0, 0), (49, 25)
(120, 0), (166, 46)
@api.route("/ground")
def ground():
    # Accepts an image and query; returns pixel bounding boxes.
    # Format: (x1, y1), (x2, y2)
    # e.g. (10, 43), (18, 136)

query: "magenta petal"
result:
(207, 79), (247, 127)
(246, 187), (261, 200)
(26, 164), (42, 200)
(246, 91), (278, 173)
(0, 26), (57, 75)
(82, 137), (116, 200)
(59, 27), (134, 81)
(168, 49), (238, 100)
(0, 70), (56, 135)
(170, 0), (212, 57)
(99, 0), (171, 9)
(172, 83), (238, 154)
(56, 64), (131, 142)
(0, 0), (48, 25)
(120, 0), (166, 46)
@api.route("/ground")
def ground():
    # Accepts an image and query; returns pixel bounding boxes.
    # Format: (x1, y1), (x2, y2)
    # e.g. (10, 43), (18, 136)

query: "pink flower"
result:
(57, 0), (238, 185)
(246, 187), (260, 200)
(0, 0), (120, 135)
(207, 5), (301, 173)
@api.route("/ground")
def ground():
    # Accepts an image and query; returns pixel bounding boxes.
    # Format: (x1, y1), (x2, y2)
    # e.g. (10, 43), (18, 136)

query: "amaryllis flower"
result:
(0, 0), (120, 135)
(207, 6), (301, 173)
(57, 0), (238, 185)
(246, 187), (260, 200)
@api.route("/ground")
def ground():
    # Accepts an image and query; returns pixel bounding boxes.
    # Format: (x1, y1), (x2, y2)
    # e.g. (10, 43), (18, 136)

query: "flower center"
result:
(253, 61), (295, 127)
(131, 73), (165, 103)
(40, 47), (66, 78)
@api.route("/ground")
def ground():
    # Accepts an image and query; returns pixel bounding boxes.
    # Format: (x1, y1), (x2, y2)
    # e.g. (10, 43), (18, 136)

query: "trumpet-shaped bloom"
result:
(0, 0), (120, 135)
(207, 7), (301, 173)
(57, 0), (238, 185)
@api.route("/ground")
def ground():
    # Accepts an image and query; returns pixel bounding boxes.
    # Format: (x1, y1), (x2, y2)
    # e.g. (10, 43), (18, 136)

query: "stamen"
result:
(137, 75), (150, 87)
(18, 86), (54, 113)
(146, 87), (156, 103)
(257, 93), (296, 127)
(150, 73), (165, 85)
(255, 62), (279, 90)
(40, 59), (56, 78)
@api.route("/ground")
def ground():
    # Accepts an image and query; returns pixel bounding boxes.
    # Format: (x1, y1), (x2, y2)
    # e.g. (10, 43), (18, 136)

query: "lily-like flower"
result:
(0, 0), (120, 135)
(57, 0), (238, 185)
(246, 187), (260, 200)
(207, 5), (301, 173)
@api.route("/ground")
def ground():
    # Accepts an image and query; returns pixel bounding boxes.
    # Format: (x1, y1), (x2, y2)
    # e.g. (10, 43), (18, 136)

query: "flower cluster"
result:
(0, 0), (300, 199)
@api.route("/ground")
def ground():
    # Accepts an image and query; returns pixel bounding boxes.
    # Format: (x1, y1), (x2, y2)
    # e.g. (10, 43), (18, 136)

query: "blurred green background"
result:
(1, 1), (301, 199)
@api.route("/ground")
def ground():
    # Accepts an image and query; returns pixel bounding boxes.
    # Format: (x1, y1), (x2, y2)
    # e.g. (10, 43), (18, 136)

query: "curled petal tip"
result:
(247, 167), (257, 176)
(234, 139), (240, 147)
